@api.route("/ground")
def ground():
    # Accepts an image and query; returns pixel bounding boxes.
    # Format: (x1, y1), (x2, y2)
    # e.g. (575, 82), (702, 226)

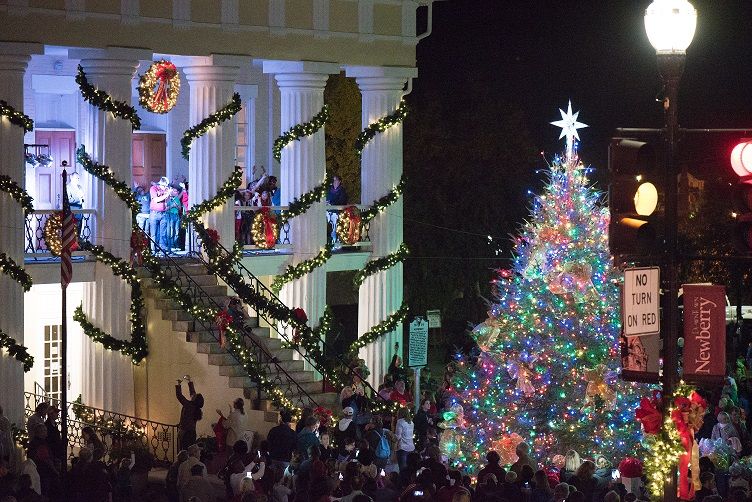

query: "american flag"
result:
(60, 169), (76, 289)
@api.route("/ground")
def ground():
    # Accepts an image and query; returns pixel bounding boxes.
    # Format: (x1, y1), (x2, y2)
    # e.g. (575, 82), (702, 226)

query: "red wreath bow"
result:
(205, 228), (220, 247)
(635, 390), (663, 435)
(291, 307), (308, 345)
(130, 229), (148, 265)
(153, 62), (177, 110)
(618, 457), (643, 478)
(215, 309), (233, 348)
(342, 206), (362, 245)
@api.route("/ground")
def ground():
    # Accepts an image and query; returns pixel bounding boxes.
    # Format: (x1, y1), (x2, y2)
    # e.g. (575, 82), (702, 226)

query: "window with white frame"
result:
(43, 324), (62, 402)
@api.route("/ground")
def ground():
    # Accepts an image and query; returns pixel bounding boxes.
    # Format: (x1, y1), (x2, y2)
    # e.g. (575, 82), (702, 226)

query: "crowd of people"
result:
(234, 166), (280, 245)
(134, 176), (189, 252)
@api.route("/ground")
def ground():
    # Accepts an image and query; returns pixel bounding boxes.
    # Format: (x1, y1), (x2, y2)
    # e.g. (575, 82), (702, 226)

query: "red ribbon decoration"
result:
(260, 207), (277, 249)
(291, 307), (308, 345)
(152, 62), (177, 110)
(215, 309), (233, 349)
(671, 391), (707, 501)
(130, 229), (148, 266)
(205, 228), (220, 247)
(342, 205), (362, 245)
(618, 457), (643, 479)
(635, 389), (663, 435)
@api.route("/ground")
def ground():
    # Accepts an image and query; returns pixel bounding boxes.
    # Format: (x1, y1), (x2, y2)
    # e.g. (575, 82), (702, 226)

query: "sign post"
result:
(622, 267), (661, 337)
(408, 317), (429, 409)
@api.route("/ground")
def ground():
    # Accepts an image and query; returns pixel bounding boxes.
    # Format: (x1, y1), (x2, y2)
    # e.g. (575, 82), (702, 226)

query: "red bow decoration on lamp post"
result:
(671, 391), (708, 501)
(130, 229), (148, 266)
(635, 390), (663, 435)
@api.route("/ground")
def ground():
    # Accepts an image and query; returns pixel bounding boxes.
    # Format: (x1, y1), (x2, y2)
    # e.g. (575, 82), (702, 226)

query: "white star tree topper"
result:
(550, 101), (588, 162)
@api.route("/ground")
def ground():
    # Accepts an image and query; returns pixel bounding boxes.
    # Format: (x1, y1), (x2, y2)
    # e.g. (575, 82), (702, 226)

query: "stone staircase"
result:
(139, 261), (339, 414)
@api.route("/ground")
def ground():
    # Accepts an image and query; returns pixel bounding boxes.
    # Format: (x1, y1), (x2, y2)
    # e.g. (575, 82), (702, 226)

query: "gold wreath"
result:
(138, 60), (180, 114)
(43, 212), (64, 256)
(335, 206), (362, 245)
(251, 211), (279, 249)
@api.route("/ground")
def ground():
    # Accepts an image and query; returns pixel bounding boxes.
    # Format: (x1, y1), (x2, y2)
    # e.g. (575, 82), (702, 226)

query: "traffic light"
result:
(608, 138), (663, 257)
(731, 139), (752, 253)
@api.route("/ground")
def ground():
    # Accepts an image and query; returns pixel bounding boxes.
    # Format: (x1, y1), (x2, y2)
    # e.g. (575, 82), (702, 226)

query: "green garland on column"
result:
(141, 251), (300, 413)
(182, 166), (244, 225)
(74, 243), (147, 363)
(76, 65), (141, 131)
(353, 243), (409, 287)
(354, 99), (408, 159)
(0, 328), (34, 372)
(271, 244), (334, 294)
(273, 105), (330, 162)
(181, 92), (242, 160)
(349, 302), (409, 352)
(0, 253), (33, 292)
(76, 145), (140, 218)
(360, 175), (406, 222)
(279, 173), (331, 224)
(0, 175), (34, 215)
(0, 99), (34, 132)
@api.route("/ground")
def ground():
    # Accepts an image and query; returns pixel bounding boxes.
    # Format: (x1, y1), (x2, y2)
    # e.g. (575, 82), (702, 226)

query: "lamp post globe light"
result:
(643, 2), (696, 501)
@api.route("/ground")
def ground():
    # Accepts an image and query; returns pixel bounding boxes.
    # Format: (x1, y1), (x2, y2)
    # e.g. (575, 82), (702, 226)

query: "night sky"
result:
(414, 0), (752, 172)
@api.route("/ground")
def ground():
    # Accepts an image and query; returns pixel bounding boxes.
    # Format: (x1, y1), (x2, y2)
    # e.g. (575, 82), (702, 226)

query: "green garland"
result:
(76, 65), (141, 131)
(279, 173), (331, 224)
(273, 105), (330, 162)
(354, 99), (408, 159)
(0, 99), (33, 132)
(353, 243), (409, 287)
(360, 175), (406, 222)
(181, 92), (242, 160)
(349, 302), (409, 352)
(182, 166), (243, 226)
(271, 244), (333, 294)
(0, 328), (34, 372)
(141, 251), (300, 412)
(74, 243), (147, 363)
(76, 145), (140, 218)
(0, 253), (33, 292)
(0, 175), (34, 215)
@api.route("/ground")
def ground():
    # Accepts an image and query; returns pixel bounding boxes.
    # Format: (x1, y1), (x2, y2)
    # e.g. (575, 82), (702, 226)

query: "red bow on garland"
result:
(635, 389), (663, 435)
(152, 61), (177, 110)
(130, 229), (148, 265)
(205, 228), (220, 247)
(342, 206), (362, 245)
(215, 309), (233, 348)
(291, 307), (308, 345)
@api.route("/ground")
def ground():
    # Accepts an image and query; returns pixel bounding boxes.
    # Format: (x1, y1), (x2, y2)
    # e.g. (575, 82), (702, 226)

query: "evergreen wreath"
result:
(76, 65), (141, 131)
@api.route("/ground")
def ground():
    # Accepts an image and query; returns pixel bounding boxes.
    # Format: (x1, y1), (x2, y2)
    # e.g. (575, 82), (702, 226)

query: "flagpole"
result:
(60, 169), (69, 492)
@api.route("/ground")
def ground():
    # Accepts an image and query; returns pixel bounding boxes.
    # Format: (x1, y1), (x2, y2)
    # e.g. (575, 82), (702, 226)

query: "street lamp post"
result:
(644, 1), (697, 501)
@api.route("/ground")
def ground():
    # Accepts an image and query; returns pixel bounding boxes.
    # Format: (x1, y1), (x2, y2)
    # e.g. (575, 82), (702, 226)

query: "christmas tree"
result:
(448, 103), (645, 471)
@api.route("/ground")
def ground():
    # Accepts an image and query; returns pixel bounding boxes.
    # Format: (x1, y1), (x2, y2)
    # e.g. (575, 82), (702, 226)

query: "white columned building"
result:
(346, 66), (416, 387)
(182, 56), (243, 250)
(71, 47), (151, 415)
(262, 61), (339, 335)
(0, 42), (42, 426)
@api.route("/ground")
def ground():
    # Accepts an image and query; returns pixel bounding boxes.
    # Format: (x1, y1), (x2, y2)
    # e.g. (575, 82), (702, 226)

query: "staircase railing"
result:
(142, 232), (320, 411)
(24, 392), (178, 464)
(189, 235), (390, 409)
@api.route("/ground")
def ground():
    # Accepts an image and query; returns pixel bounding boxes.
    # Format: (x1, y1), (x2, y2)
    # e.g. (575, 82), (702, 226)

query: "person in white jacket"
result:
(217, 398), (252, 448)
(230, 455), (266, 495)
(394, 407), (415, 471)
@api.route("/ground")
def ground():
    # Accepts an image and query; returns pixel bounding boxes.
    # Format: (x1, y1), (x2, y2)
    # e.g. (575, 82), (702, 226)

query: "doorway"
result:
(132, 133), (166, 188)
(34, 130), (76, 210)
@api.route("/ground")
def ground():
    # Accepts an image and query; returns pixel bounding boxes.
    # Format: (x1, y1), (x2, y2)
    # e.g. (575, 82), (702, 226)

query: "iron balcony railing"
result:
(24, 209), (95, 260)
(24, 391), (178, 464)
(141, 231), (321, 410)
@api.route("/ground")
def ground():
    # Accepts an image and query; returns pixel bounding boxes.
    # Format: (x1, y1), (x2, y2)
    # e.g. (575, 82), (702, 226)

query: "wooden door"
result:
(132, 133), (166, 188)
(34, 130), (76, 209)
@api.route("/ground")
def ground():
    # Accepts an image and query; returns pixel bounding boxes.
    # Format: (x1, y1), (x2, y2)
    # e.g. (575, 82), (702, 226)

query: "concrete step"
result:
(229, 376), (254, 388)
(189, 330), (279, 349)
(162, 309), (194, 322)
(177, 284), (227, 297)
(218, 359), (305, 376)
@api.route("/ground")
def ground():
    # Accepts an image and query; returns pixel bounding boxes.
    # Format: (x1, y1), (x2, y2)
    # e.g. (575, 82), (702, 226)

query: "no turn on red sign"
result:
(622, 267), (660, 336)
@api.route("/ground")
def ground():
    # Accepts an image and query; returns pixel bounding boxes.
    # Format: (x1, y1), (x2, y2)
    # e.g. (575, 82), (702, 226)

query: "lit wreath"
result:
(336, 206), (362, 245)
(43, 212), (64, 256)
(251, 208), (279, 249)
(138, 60), (180, 114)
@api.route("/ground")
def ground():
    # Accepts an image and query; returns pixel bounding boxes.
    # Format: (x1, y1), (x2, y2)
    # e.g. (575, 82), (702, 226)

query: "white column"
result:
(71, 47), (151, 415)
(235, 84), (258, 182)
(182, 56), (243, 250)
(345, 66), (416, 387)
(0, 42), (42, 426)
(262, 60), (338, 342)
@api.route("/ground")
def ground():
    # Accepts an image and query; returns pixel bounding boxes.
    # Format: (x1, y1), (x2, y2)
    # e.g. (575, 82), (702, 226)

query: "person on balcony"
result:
(44, 406), (63, 470)
(266, 175), (280, 207)
(81, 426), (105, 462)
(149, 177), (171, 251)
(25, 403), (48, 441)
(67, 169), (85, 237)
(166, 184), (183, 251)
(175, 378), (204, 451)
(326, 175), (348, 206)
(217, 398), (251, 449)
